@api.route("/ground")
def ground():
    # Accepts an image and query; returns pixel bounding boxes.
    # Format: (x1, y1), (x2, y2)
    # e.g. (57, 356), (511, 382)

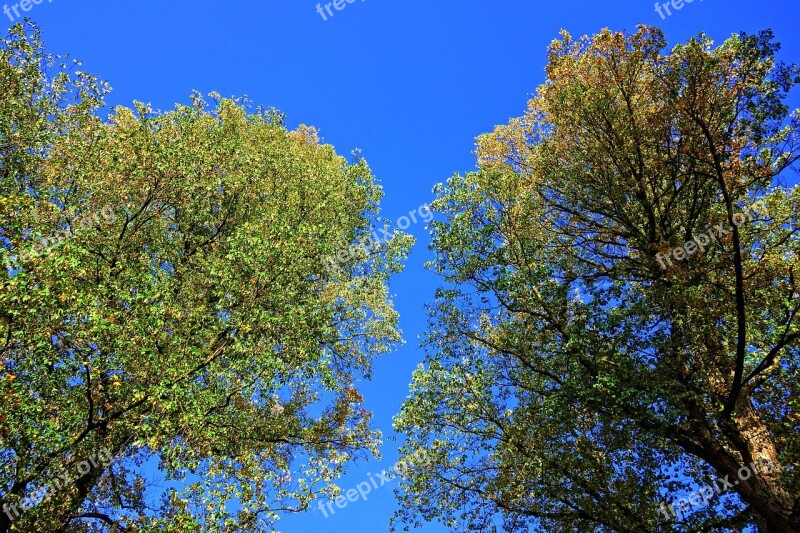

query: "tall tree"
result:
(395, 26), (800, 532)
(0, 23), (410, 532)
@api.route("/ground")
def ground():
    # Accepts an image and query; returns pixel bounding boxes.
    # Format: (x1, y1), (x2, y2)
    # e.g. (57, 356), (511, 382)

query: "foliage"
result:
(395, 26), (800, 532)
(0, 22), (409, 532)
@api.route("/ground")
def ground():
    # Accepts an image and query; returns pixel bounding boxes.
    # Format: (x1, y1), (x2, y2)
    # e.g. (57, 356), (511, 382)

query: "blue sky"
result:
(10, 0), (800, 531)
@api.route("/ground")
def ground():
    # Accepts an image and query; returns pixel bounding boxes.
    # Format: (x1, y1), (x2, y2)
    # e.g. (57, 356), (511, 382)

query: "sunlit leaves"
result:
(1, 23), (408, 532)
(395, 25), (800, 532)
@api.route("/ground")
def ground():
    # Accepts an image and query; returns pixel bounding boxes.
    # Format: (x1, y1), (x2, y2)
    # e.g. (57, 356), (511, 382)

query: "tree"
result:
(1, 23), (411, 532)
(394, 26), (800, 532)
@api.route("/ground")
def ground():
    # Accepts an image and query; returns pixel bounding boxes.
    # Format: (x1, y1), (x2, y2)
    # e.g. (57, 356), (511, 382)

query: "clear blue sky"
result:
(11, 0), (800, 531)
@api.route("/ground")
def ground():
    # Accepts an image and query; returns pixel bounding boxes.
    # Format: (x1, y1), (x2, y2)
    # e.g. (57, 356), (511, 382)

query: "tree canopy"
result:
(394, 26), (800, 532)
(1, 23), (410, 532)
